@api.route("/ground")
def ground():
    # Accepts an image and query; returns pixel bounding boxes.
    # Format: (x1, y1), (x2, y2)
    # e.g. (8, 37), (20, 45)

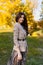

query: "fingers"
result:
(17, 53), (22, 61)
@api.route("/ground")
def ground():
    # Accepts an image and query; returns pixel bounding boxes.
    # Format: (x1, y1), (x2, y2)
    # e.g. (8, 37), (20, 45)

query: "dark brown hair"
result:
(15, 12), (28, 35)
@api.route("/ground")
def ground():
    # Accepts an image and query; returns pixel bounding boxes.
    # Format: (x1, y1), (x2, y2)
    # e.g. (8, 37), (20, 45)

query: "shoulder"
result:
(14, 22), (18, 26)
(14, 22), (21, 28)
(13, 22), (19, 30)
(14, 22), (19, 28)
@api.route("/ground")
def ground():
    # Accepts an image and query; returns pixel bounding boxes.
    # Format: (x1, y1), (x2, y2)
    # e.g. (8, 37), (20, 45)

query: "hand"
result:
(17, 52), (22, 61)
(13, 45), (22, 61)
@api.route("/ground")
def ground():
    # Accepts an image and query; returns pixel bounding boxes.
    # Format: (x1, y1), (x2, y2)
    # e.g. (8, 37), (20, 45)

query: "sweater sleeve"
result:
(13, 23), (20, 47)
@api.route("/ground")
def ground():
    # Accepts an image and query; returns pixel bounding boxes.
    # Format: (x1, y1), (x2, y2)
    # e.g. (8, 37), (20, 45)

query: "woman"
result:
(7, 12), (28, 65)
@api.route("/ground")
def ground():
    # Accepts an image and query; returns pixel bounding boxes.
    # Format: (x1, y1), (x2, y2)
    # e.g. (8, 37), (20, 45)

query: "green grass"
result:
(26, 37), (43, 65)
(0, 32), (43, 65)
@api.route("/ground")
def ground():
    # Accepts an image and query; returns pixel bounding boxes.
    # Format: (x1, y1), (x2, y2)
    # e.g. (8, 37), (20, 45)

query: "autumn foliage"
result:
(0, 0), (33, 27)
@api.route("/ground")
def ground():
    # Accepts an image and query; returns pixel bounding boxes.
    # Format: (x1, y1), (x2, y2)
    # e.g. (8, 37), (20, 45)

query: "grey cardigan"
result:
(13, 22), (28, 52)
(7, 22), (28, 65)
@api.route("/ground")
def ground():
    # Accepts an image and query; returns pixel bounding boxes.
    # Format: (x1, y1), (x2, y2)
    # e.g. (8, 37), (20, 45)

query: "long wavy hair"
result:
(15, 12), (28, 35)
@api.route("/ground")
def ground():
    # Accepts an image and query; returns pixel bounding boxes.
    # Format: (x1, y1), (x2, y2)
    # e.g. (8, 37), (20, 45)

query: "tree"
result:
(0, 0), (34, 27)
(38, 1), (43, 29)
(40, 1), (43, 20)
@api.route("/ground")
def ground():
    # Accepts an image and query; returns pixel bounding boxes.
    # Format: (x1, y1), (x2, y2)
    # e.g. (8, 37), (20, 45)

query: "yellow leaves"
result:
(31, 30), (43, 37)
(0, 0), (34, 31)
(26, 0), (29, 3)
(26, 0), (36, 9)
(12, 0), (21, 7)
(0, 1), (14, 11)
(0, 0), (21, 30)
(0, 12), (10, 26)
(5, 1), (14, 9)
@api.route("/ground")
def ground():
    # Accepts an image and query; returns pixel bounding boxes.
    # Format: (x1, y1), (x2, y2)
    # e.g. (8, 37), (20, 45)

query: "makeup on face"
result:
(18, 15), (24, 24)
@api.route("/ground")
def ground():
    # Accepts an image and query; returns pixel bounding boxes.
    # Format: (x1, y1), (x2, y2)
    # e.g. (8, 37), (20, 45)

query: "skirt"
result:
(7, 47), (27, 65)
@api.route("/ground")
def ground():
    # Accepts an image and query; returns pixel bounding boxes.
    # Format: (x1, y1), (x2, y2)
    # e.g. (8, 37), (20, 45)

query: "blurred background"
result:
(0, 0), (43, 65)
(0, 0), (43, 37)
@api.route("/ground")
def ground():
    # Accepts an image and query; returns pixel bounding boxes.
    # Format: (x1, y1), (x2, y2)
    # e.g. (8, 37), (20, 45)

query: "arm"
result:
(13, 23), (20, 48)
(13, 24), (22, 60)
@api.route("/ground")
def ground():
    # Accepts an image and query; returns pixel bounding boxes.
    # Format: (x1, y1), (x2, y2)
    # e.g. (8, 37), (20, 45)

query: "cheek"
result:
(19, 18), (23, 22)
(19, 18), (22, 21)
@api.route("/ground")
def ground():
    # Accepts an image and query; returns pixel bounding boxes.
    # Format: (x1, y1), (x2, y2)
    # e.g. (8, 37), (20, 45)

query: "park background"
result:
(0, 0), (43, 65)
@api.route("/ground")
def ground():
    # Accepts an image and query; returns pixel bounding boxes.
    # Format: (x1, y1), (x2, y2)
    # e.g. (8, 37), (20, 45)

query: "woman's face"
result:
(18, 15), (24, 23)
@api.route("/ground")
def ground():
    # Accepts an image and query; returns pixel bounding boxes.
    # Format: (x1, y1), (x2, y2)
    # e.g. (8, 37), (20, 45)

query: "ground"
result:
(0, 32), (43, 65)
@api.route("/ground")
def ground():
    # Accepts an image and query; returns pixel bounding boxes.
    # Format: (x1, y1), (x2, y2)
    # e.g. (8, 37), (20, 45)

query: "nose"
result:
(21, 17), (24, 20)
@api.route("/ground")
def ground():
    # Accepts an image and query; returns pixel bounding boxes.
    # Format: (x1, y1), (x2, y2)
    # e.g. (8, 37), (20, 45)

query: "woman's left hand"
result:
(17, 52), (22, 61)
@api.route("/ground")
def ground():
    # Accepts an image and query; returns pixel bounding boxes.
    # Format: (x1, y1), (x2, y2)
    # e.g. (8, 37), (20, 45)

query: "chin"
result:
(20, 21), (23, 23)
